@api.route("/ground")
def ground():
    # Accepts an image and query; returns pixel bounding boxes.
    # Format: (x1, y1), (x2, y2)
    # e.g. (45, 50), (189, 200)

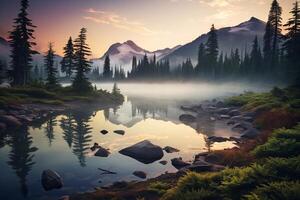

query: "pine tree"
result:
(44, 43), (59, 88)
(250, 36), (263, 75)
(263, 0), (282, 73)
(103, 55), (111, 79)
(195, 43), (206, 76)
(72, 28), (92, 93)
(205, 24), (219, 79)
(283, 1), (300, 83)
(61, 37), (74, 78)
(9, 0), (36, 85)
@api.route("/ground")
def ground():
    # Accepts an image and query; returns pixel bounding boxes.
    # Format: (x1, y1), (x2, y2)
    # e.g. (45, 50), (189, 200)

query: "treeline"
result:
(97, 0), (300, 84)
(0, 0), (95, 93)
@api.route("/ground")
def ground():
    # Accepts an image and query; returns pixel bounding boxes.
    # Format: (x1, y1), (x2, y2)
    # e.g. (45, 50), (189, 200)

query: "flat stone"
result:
(220, 115), (230, 119)
(133, 171), (147, 179)
(119, 140), (163, 164)
(208, 136), (228, 143)
(216, 108), (230, 115)
(114, 130), (125, 135)
(171, 158), (190, 169)
(100, 130), (108, 135)
(95, 146), (110, 157)
(0, 115), (22, 127)
(159, 160), (168, 165)
(179, 114), (196, 123)
(41, 169), (63, 191)
(228, 109), (241, 116)
(163, 146), (180, 153)
(241, 128), (260, 139)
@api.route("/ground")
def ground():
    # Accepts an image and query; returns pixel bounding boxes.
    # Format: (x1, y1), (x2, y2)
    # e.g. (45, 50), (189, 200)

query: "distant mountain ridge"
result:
(163, 17), (266, 68)
(92, 40), (181, 73)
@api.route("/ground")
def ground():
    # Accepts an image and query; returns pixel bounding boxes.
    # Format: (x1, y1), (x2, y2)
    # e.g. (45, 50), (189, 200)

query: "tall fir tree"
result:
(250, 36), (263, 75)
(103, 55), (111, 79)
(263, 0), (282, 74)
(205, 24), (219, 79)
(283, 1), (300, 83)
(9, 0), (36, 85)
(195, 43), (206, 76)
(72, 28), (92, 92)
(61, 37), (75, 78)
(44, 43), (59, 88)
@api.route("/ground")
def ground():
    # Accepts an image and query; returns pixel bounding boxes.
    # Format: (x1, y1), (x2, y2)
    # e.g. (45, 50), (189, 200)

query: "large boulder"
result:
(100, 130), (108, 135)
(179, 114), (196, 123)
(171, 158), (190, 169)
(163, 146), (179, 153)
(0, 115), (22, 127)
(119, 140), (163, 164)
(41, 169), (63, 191)
(133, 171), (147, 179)
(232, 122), (252, 132)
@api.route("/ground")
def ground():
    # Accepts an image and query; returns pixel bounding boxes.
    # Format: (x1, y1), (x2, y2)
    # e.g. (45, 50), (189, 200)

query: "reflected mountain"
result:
(6, 127), (38, 197)
(104, 96), (181, 127)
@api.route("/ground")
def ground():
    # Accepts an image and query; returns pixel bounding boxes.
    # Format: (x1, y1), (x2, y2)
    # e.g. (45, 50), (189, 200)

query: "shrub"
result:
(245, 181), (300, 200)
(148, 181), (170, 196)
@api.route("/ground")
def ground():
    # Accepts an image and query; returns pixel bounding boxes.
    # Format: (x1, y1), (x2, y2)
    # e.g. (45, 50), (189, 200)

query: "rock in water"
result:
(241, 128), (259, 139)
(90, 143), (100, 151)
(41, 169), (63, 191)
(114, 130), (125, 135)
(171, 158), (190, 169)
(119, 140), (163, 164)
(100, 130), (108, 135)
(159, 160), (168, 165)
(0, 115), (22, 127)
(179, 114), (196, 123)
(163, 146), (180, 153)
(133, 171), (147, 179)
(95, 147), (110, 157)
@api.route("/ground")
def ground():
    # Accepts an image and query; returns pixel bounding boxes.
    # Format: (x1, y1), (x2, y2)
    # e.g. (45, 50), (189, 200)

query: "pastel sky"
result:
(0, 0), (295, 57)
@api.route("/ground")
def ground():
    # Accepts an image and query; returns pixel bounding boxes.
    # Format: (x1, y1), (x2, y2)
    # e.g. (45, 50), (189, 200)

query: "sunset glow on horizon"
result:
(0, 0), (295, 57)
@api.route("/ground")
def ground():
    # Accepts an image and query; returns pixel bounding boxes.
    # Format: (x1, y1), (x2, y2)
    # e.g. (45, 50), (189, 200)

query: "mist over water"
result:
(0, 81), (274, 200)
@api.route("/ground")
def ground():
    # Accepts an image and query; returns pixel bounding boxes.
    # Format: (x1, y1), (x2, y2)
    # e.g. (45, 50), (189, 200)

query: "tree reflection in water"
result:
(6, 127), (38, 197)
(44, 115), (57, 146)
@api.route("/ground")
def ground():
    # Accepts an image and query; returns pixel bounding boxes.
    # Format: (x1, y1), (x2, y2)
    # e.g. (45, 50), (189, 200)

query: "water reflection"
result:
(44, 115), (57, 146)
(60, 113), (75, 148)
(6, 127), (38, 197)
(71, 111), (93, 167)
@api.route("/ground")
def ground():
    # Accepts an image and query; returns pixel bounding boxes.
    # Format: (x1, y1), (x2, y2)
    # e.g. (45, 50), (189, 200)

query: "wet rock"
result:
(17, 115), (33, 123)
(180, 106), (198, 112)
(133, 171), (147, 179)
(216, 108), (230, 115)
(163, 146), (179, 153)
(215, 101), (225, 108)
(114, 130), (125, 135)
(230, 115), (244, 121)
(100, 130), (108, 135)
(228, 109), (241, 116)
(229, 137), (241, 143)
(90, 143), (100, 151)
(0, 115), (22, 127)
(227, 120), (236, 125)
(41, 169), (63, 191)
(241, 128), (260, 139)
(0, 110), (6, 115)
(119, 140), (163, 164)
(112, 181), (128, 188)
(232, 122), (252, 132)
(171, 158), (190, 169)
(179, 114), (196, 123)
(159, 160), (168, 165)
(208, 136), (228, 143)
(220, 115), (230, 119)
(210, 117), (216, 121)
(204, 153), (223, 164)
(181, 164), (213, 173)
(95, 146), (110, 157)
(0, 122), (6, 131)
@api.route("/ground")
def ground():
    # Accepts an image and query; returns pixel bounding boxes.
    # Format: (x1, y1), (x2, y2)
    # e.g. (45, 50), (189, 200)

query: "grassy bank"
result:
(0, 85), (124, 107)
(71, 86), (300, 200)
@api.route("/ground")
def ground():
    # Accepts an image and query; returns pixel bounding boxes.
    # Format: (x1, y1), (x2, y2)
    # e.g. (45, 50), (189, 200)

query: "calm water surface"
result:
(0, 82), (270, 200)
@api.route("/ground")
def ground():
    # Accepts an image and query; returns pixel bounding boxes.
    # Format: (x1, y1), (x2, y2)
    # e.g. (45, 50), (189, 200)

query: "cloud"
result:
(84, 8), (169, 36)
(199, 0), (244, 7)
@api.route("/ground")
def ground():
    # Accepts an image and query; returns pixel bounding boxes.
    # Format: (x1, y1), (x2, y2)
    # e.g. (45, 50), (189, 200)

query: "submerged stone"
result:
(133, 171), (147, 179)
(41, 169), (63, 191)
